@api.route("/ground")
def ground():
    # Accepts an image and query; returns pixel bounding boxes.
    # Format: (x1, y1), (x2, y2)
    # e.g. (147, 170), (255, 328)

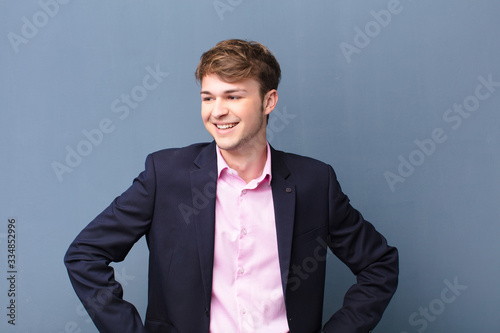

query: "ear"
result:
(263, 89), (278, 116)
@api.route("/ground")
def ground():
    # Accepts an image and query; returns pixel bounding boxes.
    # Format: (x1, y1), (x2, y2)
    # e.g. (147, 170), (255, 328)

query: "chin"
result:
(215, 138), (243, 151)
(216, 142), (237, 151)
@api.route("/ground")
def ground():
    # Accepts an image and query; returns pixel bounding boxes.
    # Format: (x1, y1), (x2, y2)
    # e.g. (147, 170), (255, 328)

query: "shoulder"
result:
(271, 147), (338, 187)
(137, 142), (214, 183)
(148, 142), (213, 165)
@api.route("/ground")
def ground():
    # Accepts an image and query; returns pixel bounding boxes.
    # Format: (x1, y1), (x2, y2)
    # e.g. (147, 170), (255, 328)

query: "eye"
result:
(228, 96), (240, 100)
(202, 96), (214, 101)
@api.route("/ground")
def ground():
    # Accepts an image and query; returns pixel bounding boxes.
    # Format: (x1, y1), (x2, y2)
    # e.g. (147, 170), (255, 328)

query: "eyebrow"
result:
(200, 89), (248, 95)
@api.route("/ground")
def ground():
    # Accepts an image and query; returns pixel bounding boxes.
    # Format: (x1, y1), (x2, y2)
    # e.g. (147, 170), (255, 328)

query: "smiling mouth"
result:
(215, 123), (238, 130)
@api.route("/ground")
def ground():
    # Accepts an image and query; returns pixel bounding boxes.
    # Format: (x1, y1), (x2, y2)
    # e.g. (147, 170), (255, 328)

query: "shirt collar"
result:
(216, 142), (272, 185)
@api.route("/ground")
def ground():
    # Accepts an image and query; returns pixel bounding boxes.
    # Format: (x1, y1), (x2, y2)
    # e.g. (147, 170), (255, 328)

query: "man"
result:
(65, 39), (398, 333)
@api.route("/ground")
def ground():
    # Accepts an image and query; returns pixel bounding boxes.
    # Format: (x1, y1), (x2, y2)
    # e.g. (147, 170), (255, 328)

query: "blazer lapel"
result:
(270, 147), (296, 297)
(191, 142), (218, 308)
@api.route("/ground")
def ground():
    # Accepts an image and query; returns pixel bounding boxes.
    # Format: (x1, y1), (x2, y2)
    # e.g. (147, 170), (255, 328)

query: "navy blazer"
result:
(64, 142), (398, 333)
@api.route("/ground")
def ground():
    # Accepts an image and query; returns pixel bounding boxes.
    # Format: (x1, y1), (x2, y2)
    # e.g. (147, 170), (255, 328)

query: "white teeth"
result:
(216, 123), (236, 129)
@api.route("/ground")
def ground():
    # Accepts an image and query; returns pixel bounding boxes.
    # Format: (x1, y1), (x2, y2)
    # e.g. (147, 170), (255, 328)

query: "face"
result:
(200, 74), (277, 154)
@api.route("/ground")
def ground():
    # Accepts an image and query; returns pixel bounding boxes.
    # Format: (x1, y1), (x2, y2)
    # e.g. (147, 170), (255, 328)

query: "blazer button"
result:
(285, 187), (292, 193)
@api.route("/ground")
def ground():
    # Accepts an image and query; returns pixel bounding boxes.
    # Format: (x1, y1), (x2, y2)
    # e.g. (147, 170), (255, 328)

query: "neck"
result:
(220, 139), (268, 184)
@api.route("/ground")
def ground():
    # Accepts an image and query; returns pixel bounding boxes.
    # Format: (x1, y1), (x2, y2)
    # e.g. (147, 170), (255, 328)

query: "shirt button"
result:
(238, 268), (245, 274)
(242, 189), (247, 194)
(241, 228), (247, 236)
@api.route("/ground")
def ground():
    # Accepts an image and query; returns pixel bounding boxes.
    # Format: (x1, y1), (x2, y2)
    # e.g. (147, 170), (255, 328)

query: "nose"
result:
(212, 98), (229, 118)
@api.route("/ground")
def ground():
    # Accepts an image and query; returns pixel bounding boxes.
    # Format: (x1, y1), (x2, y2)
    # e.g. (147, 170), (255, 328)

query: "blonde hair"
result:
(195, 39), (281, 99)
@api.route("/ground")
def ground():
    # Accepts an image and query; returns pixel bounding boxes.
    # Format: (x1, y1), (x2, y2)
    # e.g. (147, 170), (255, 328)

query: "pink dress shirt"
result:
(209, 144), (289, 333)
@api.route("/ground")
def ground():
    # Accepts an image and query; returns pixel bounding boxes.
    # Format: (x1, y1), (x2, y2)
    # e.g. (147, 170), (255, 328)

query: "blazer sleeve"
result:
(64, 154), (157, 333)
(323, 165), (399, 333)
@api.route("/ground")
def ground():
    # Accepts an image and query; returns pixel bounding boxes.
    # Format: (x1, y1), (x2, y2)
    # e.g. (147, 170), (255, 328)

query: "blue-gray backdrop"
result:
(1, 0), (499, 332)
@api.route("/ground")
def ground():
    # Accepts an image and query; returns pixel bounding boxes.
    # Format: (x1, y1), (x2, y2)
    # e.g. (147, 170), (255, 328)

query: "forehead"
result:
(200, 74), (260, 93)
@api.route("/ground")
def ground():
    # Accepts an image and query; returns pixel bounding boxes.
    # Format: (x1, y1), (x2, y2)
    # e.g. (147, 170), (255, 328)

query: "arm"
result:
(64, 154), (157, 333)
(323, 166), (399, 333)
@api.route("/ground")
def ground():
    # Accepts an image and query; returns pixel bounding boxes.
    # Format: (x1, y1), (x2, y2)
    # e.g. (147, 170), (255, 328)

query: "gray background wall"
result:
(1, 0), (499, 332)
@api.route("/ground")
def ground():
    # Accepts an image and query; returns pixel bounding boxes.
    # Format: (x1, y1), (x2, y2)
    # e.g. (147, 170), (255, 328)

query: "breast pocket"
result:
(144, 318), (178, 333)
(292, 225), (327, 246)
